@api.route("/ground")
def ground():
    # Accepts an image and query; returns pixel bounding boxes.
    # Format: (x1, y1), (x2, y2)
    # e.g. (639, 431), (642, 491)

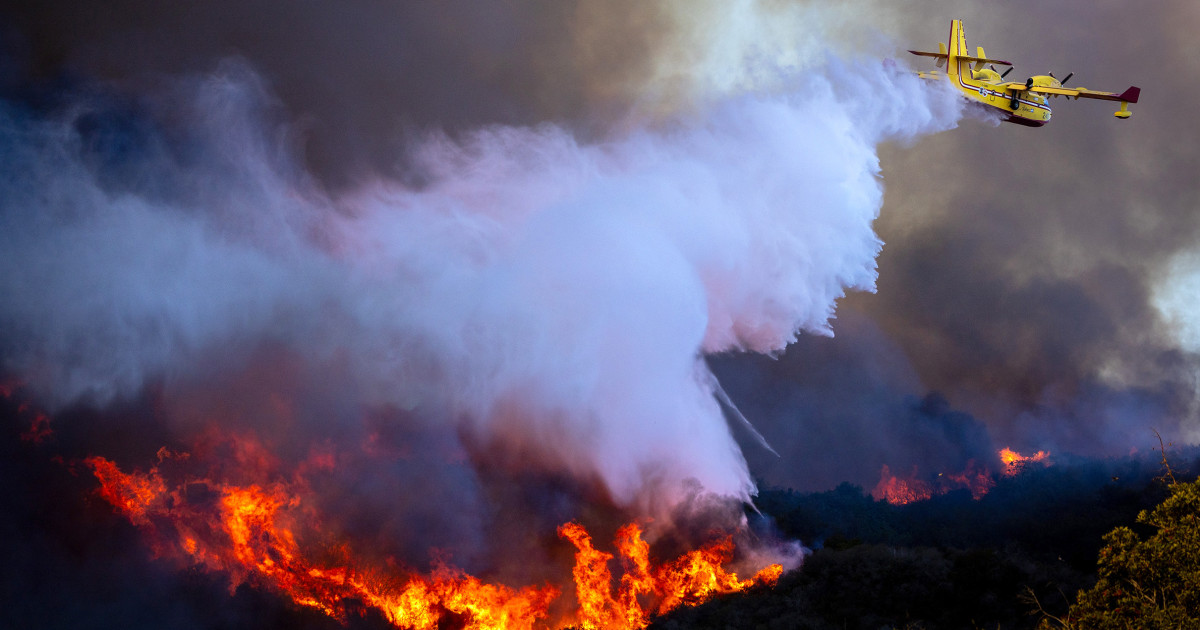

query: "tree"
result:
(1041, 476), (1200, 629)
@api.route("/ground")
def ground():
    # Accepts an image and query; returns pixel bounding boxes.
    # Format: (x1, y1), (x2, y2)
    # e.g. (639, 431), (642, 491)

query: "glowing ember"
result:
(999, 447), (1050, 476)
(87, 448), (781, 630)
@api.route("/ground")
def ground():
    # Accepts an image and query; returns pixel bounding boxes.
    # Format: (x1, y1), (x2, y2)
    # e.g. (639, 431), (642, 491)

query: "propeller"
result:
(989, 64), (1014, 78)
(1049, 72), (1074, 86)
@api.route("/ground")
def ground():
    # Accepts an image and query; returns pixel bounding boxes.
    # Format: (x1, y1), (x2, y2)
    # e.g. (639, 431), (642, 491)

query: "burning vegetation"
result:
(1000, 447), (1052, 476)
(558, 522), (782, 629)
(83, 437), (781, 630)
(872, 448), (1050, 505)
(5, 382), (1198, 630)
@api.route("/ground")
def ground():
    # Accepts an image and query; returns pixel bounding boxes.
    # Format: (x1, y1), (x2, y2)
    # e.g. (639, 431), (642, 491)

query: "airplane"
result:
(909, 19), (1140, 127)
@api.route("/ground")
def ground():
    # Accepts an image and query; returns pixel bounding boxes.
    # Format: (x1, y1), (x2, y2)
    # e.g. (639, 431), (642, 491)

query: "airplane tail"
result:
(946, 19), (967, 80)
(909, 19), (1010, 77)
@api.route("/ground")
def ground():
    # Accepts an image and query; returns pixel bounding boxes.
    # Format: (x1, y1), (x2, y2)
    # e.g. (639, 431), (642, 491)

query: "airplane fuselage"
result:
(910, 20), (1139, 126)
(920, 68), (1052, 126)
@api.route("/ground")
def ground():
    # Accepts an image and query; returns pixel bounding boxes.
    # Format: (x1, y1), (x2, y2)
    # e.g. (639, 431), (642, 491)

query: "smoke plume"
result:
(0, 44), (962, 526)
(0, 19), (972, 578)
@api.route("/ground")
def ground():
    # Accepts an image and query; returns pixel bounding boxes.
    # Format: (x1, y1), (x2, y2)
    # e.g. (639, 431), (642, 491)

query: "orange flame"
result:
(614, 523), (655, 628)
(874, 449), (1054, 505)
(84, 455), (558, 629)
(874, 459), (997, 505)
(873, 465), (932, 505)
(998, 447), (1050, 476)
(84, 456), (167, 526)
(85, 449), (781, 630)
(559, 521), (781, 629)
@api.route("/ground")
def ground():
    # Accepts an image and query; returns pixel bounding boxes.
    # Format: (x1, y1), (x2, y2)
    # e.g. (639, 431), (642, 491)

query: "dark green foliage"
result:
(1044, 477), (1200, 629)
(652, 453), (1200, 630)
(755, 482), (901, 547)
(757, 454), (1178, 572)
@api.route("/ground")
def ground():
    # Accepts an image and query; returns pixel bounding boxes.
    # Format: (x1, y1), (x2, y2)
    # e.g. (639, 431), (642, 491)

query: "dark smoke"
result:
(712, 311), (996, 492)
(703, 1), (1200, 492)
(861, 2), (1200, 454)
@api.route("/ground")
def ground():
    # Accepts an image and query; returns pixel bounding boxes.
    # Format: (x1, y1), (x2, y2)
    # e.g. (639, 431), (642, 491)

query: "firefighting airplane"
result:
(909, 19), (1140, 127)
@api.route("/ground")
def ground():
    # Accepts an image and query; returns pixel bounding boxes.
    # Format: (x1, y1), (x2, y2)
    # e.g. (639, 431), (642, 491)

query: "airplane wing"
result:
(1038, 86), (1140, 103)
(1001, 83), (1141, 103)
(908, 50), (1012, 66)
(908, 50), (946, 59)
(955, 55), (1013, 66)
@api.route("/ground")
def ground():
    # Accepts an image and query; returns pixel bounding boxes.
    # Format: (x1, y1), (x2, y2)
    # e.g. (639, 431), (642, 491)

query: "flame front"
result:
(873, 464), (933, 505)
(560, 522), (781, 630)
(85, 456), (167, 526)
(84, 455), (558, 630)
(874, 449), (1051, 505)
(86, 445), (781, 630)
(999, 447), (1050, 476)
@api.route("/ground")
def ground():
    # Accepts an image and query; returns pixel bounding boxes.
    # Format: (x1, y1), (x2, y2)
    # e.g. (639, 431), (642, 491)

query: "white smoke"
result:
(1153, 251), (1200, 444)
(0, 54), (960, 513)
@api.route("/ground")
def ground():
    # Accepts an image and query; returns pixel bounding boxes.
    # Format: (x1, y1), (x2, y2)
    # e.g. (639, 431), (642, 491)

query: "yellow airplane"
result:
(909, 19), (1140, 126)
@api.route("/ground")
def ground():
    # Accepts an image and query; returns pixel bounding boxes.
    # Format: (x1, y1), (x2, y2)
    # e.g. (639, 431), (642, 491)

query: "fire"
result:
(873, 465), (932, 505)
(873, 460), (996, 505)
(85, 445), (782, 630)
(84, 455), (558, 630)
(874, 449), (1052, 505)
(999, 447), (1050, 476)
(559, 522), (780, 630)
(85, 455), (167, 526)
(651, 533), (781, 613)
(942, 459), (995, 500)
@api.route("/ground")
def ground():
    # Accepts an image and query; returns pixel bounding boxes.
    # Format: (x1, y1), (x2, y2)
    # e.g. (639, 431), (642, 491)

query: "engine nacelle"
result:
(1027, 75), (1062, 89)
